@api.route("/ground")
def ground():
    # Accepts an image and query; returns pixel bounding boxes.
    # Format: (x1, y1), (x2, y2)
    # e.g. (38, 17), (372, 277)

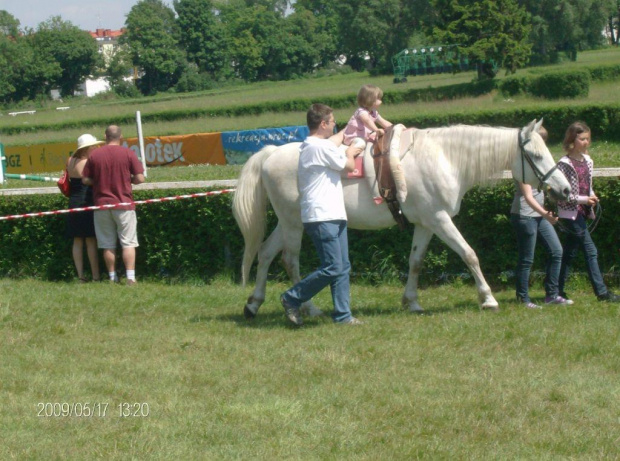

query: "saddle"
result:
(372, 126), (410, 230)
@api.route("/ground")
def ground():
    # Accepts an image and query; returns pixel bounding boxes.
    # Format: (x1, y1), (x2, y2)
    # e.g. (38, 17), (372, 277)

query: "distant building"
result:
(89, 28), (124, 65)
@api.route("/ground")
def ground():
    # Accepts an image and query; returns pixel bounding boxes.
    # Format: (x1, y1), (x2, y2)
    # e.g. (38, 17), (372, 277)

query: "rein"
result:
(519, 129), (559, 192)
(556, 202), (603, 235)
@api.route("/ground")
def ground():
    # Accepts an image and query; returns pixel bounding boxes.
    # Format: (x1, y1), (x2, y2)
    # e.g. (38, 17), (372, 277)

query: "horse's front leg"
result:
(280, 224), (323, 317)
(402, 225), (434, 313)
(431, 212), (499, 311)
(244, 224), (285, 319)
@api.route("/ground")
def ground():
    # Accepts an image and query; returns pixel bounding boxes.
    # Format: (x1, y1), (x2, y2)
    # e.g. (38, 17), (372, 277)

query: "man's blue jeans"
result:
(559, 215), (608, 297)
(282, 220), (352, 323)
(511, 214), (563, 302)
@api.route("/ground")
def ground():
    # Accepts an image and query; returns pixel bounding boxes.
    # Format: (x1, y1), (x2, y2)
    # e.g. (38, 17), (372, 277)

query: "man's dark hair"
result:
(306, 104), (333, 131)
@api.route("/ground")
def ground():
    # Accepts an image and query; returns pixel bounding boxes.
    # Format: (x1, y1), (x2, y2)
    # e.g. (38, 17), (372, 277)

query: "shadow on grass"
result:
(190, 296), (490, 330)
(191, 309), (330, 330)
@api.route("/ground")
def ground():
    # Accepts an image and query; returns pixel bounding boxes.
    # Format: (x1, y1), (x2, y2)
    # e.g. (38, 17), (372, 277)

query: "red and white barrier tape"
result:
(0, 189), (235, 221)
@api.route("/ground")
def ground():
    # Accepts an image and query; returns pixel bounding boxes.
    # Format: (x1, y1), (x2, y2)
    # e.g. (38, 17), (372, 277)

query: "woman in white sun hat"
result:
(65, 134), (103, 282)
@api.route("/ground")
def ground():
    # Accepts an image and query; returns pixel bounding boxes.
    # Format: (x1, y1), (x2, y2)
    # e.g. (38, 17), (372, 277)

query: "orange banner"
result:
(4, 133), (226, 174)
(122, 133), (225, 167)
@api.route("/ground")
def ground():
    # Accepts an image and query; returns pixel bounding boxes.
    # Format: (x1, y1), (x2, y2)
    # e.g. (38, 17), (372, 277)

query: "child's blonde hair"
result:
(357, 84), (383, 110)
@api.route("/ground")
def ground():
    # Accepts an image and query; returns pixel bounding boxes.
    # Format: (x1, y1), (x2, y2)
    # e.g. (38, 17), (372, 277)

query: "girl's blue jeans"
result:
(511, 214), (563, 302)
(558, 214), (608, 297)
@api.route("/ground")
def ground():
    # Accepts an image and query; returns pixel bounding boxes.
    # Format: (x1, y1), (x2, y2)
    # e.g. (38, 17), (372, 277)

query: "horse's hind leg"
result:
(280, 224), (323, 317)
(402, 225), (434, 312)
(431, 212), (499, 311)
(244, 224), (285, 319)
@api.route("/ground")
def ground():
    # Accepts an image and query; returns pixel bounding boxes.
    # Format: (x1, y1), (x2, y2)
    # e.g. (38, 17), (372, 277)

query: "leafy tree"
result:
(427, 0), (532, 78)
(293, 0), (340, 64)
(122, 0), (186, 94)
(519, 0), (616, 63)
(31, 17), (101, 96)
(174, 0), (227, 77)
(219, 2), (296, 81)
(333, 0), (407, 73)
(1, 33), (62, 102)
(0, 35), (17, 101)
(0, 10), (21, 37)
(242, 0), (292, 15)
(282, 9), (336, 75)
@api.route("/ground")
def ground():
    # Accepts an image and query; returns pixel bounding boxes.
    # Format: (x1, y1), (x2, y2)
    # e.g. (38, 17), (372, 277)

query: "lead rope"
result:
(556, 202), (603, 235)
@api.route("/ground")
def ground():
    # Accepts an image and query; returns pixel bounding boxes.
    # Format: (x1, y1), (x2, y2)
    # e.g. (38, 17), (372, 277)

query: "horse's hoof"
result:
(482, 304), (500, 312)
(403, 299), (424, 313)
(244, 305), (257, 320)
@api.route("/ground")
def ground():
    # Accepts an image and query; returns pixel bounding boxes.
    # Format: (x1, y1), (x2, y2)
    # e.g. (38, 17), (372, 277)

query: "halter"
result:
(519, 129), (559, 192)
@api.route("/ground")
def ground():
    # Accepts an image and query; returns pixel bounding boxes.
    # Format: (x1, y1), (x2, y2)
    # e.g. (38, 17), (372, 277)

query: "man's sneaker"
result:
(280, 295), (303, 326)
(126, 279), (137, 286)
(545, 295), (574, 305)
(524, 301), (542, 309)
(597, 291), (620, 303)
(339, 317), (364, 325)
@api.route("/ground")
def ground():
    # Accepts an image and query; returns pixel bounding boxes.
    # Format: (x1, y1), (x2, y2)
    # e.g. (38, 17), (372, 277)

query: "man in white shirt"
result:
(280, 104), (363, 326)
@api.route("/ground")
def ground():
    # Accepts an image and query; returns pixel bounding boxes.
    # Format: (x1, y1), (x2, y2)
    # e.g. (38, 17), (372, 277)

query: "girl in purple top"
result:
(556, 121), (619, 303)
(343, 84), (392, 149)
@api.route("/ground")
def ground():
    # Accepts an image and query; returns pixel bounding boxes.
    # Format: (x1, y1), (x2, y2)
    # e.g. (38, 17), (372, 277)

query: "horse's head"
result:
(511, 119), (570, 201)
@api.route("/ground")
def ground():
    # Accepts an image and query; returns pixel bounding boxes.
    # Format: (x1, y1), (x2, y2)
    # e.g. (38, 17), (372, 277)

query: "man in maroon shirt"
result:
(83, 125), (145, 285)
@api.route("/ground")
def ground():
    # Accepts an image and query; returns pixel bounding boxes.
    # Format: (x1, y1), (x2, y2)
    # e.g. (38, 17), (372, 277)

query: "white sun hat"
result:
(74, 133), (104, 155)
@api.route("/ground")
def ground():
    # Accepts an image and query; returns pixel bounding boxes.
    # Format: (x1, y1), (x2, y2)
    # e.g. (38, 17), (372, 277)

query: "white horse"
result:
(232, 119), (570, 317)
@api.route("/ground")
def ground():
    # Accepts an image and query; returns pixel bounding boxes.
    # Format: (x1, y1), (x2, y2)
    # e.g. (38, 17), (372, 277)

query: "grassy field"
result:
(2, 277), (619, 459)
(2, 50), (620, 458)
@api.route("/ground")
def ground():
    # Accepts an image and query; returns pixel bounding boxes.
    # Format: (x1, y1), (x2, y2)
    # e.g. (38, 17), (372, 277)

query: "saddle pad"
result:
(346, 154), (364, 178)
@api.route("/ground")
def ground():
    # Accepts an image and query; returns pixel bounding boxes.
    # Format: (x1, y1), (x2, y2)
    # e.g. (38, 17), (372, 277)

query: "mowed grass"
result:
(2, 47), (620, 147)
(2, 277), (620, 459)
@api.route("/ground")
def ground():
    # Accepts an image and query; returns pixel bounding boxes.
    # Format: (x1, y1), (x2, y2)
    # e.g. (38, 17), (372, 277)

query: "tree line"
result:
(0, 0), (618, 103)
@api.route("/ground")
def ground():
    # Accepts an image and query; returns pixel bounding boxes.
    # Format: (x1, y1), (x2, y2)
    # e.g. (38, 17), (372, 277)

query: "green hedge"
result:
(500, 69), (591, 99)
(1, 180), (618, 286)
(499, 63), (620, 99)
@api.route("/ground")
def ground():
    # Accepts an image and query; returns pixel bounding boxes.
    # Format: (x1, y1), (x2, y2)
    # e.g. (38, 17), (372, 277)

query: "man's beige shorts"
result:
(94, 210), (139, 249)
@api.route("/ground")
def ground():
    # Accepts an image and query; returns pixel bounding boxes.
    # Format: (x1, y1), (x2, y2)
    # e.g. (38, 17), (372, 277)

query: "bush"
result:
(530, 70), (590, 99)
(113, 80), (142, 99)
(173, 69), (216, 93)
(1, 179), (618, 284)
(499, 75), (532, 96)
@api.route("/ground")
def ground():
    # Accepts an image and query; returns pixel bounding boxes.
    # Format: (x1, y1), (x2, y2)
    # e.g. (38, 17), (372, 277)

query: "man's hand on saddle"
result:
(346, 145), (363, 158)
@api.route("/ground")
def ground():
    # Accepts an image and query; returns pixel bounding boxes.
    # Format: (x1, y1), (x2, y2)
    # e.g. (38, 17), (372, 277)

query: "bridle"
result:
(518, 129), (602, 234)
(519, 129), (559, 192)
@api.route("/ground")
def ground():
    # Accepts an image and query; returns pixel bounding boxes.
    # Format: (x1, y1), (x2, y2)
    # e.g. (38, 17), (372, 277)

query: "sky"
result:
(0, 0), (174, 32)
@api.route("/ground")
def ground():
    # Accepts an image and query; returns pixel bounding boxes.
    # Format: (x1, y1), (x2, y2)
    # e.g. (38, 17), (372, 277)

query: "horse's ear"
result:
(534, 118), (544, 132)
(523, 119), (537, 138)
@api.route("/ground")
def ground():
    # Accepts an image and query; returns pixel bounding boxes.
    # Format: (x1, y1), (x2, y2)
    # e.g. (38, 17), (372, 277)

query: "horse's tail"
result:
(232, 145), (278, 286)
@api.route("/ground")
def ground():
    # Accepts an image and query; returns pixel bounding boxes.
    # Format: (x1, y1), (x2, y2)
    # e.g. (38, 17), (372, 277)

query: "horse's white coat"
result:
(232, 120), (570, 316)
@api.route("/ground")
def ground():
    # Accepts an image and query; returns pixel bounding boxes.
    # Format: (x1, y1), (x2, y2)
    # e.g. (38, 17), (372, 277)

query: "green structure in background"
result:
(392, 45), (496, 83)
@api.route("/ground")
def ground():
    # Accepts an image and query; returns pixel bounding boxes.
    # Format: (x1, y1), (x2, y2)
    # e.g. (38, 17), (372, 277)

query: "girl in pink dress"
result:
(343, 84), (392, 149)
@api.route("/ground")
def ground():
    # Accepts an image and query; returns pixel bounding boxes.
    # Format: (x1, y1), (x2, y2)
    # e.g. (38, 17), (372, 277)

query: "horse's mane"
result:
(417, 124), (519, 186)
